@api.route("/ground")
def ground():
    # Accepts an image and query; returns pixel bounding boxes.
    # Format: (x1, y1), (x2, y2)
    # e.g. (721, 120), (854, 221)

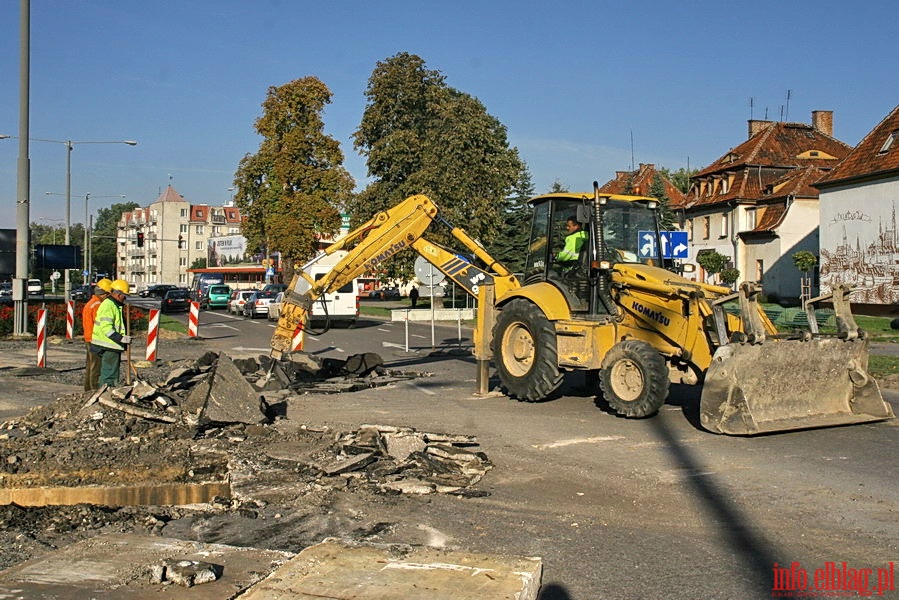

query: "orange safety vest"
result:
(82, 294), (104, 343)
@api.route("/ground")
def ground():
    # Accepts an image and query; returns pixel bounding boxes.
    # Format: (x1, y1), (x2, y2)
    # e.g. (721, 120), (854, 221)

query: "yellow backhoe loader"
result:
(270, 185), (893, 435)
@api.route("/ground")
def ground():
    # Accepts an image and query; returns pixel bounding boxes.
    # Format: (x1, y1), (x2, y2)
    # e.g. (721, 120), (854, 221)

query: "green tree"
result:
(233, 77), (354, 278)
(549, 180), (569, 193)
(93, 202), (139, 276)
(486, 168), (535, 274)
(696, 250), (731, 283)
(350, 52), (524, 280)
(648, 173), (676, 230)
(191, 257), (208, 270)
(792, 250), (817, 275)
(719, 267), (741, 287)
(658, 166), (698, 195)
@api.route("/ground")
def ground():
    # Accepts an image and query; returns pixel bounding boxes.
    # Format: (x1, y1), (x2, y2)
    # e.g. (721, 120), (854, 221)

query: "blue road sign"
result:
(637, 231), (690, 259)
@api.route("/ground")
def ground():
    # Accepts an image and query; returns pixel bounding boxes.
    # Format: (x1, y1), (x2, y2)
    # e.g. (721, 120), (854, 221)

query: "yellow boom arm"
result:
(270, 194), (519, 358)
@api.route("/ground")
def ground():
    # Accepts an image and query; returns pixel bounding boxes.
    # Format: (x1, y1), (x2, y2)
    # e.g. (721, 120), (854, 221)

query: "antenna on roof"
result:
(630, 130), (635, 171)
(785, 89), (792, 122)
(749, 97), (754, 120)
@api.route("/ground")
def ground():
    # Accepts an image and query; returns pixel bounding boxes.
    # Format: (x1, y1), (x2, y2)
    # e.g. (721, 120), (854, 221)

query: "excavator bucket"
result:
(700, 337), (894, 435)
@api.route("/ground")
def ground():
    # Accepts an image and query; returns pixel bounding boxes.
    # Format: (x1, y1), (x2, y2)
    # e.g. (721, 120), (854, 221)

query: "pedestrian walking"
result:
(90, 279), (132, 387)
(409, 286), (420, 308)
(82, 278), (113, 391)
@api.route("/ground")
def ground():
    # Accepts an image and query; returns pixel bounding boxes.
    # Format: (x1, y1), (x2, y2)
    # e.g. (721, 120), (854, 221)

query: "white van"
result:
(294, 251), (359, 327)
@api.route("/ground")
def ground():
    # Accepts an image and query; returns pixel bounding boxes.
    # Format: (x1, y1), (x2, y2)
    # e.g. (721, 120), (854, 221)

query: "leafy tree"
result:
(350, 52), (524, 280)
(658, 166), (698, 195)
(696, 250), (731, 283)
(191, 257), (208, 270)
(719, 267), (741, 287)
(93, 202), (139, 276)
(792, 250), (817, 275)
(233, 77), (354, 280)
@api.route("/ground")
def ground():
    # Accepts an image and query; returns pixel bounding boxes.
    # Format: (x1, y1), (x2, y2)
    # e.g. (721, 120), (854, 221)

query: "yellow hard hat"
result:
(111, 279), (130, 294)
(96, 278), (113, 293)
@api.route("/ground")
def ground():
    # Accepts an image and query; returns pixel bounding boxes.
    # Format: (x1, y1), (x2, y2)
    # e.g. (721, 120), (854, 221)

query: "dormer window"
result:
(879, 131), (899, 154)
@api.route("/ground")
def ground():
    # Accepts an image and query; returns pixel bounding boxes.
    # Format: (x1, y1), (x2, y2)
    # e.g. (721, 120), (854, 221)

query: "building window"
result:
(195, 209), (203, 218)
(180, 224), (188, 233)
(195, 241), (203, 250)
(179, 257), (187, 267)
(720, 213), (729, 238)
(195, 225), (204, 235)
(746, 208), (757, 230)
(703, 216), (710, 240)
(180, 209), (187, 218)
(756, 259), (764, 282)
(179, 273), (187, 284)
(879, 131), (899, 154)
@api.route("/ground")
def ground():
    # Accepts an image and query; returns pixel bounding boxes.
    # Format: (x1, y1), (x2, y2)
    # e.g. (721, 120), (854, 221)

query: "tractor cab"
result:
(524, 191), (662, 315)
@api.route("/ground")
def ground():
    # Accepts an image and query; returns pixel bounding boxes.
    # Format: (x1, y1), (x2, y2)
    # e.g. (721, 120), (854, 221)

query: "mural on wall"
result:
(820, 201), (899, 304)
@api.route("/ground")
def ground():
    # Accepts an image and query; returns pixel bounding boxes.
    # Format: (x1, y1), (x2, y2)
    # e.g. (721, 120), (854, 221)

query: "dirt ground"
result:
(0, 336), (492, 573)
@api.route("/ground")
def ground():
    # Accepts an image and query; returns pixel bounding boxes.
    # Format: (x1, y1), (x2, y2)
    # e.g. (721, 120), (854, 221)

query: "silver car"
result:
(267, 291), (284, 321)
(242, 290), (277, 318)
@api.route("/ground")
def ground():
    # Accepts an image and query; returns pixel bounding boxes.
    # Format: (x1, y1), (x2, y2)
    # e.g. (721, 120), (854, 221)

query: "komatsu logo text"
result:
(631, 301), (670, 326)
(365, 241), (407, 271)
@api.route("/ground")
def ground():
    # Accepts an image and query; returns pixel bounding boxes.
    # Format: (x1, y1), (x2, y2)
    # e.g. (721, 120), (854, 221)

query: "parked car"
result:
(27, 279), (43, 297)
(160, 288), (192, 313)
(367, 286), (401, 300)
(267, 291), (284, 321)
(228, 290), (255, 315)
(263, 283), (287, 294)
(200, 284), (232, 310)
(242, 290), (277, 318)
(139, 284), (179, 299)
(70, 284), (94, 301)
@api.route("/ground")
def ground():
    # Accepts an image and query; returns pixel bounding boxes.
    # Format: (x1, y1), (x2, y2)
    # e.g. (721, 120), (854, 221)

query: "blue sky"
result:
(1, 0), (897, 230)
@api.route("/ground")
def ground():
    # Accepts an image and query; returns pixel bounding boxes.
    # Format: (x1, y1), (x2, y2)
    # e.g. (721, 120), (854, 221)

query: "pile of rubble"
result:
(1, 350), (490, 500)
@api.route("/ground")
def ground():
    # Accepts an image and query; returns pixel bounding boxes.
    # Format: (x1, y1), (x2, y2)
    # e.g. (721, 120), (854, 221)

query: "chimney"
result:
(748, 119), (771, 139)
(812, 110), (833, 137)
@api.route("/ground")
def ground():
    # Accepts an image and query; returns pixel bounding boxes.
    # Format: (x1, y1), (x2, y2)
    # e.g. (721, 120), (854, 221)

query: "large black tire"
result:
(492, 299), (563, 401)
(599, 340), (669, 418)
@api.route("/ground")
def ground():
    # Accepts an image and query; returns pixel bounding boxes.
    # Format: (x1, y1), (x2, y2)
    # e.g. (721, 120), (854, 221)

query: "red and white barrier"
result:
(188, 301), (200, 337)
(292, 322), (304, 352)
(65, 300), (74, 340)
(36, 308), (47, 367)
(146, 308), (159, 361)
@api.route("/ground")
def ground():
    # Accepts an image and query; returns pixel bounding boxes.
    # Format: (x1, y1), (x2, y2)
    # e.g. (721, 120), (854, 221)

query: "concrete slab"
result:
(391, 308), (475, 322)
(0, 533), (293, 599)
(241, 539), (542, 600)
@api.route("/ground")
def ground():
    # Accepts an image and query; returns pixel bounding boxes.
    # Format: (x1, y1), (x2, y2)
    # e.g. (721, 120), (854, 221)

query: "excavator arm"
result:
(270, 194), (520, 358)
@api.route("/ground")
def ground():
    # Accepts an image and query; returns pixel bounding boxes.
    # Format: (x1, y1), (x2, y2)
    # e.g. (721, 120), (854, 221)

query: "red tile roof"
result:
(679, 120), (851, 211)
(598, 163), (686, 205)
(816, 104), (899, 187)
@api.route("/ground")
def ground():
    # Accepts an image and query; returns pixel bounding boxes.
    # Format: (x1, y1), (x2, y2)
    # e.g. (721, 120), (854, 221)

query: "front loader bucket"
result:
(700, 337), (894, 435)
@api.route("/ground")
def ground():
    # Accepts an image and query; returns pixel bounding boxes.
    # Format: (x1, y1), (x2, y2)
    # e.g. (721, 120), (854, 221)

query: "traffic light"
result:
(136, 232), (144, 247)
(178, 235), (184, 249)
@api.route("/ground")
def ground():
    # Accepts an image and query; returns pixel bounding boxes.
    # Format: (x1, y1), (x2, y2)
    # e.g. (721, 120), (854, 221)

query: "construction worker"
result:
(557, 216), (587, 265)
(90, 279), (132, 387)
(82, 278), (113, 391)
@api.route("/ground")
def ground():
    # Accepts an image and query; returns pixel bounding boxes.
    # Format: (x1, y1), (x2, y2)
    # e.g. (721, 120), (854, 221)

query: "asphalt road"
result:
(181, 306), (899, 600)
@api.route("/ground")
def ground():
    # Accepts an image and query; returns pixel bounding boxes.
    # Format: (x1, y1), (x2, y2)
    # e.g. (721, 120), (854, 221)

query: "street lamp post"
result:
(2, 135), (136, 301)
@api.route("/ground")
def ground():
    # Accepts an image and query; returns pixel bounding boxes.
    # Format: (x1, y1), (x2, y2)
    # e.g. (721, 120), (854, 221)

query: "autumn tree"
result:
(233, 77), (354, 276)
(350, 52), (525, 280)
